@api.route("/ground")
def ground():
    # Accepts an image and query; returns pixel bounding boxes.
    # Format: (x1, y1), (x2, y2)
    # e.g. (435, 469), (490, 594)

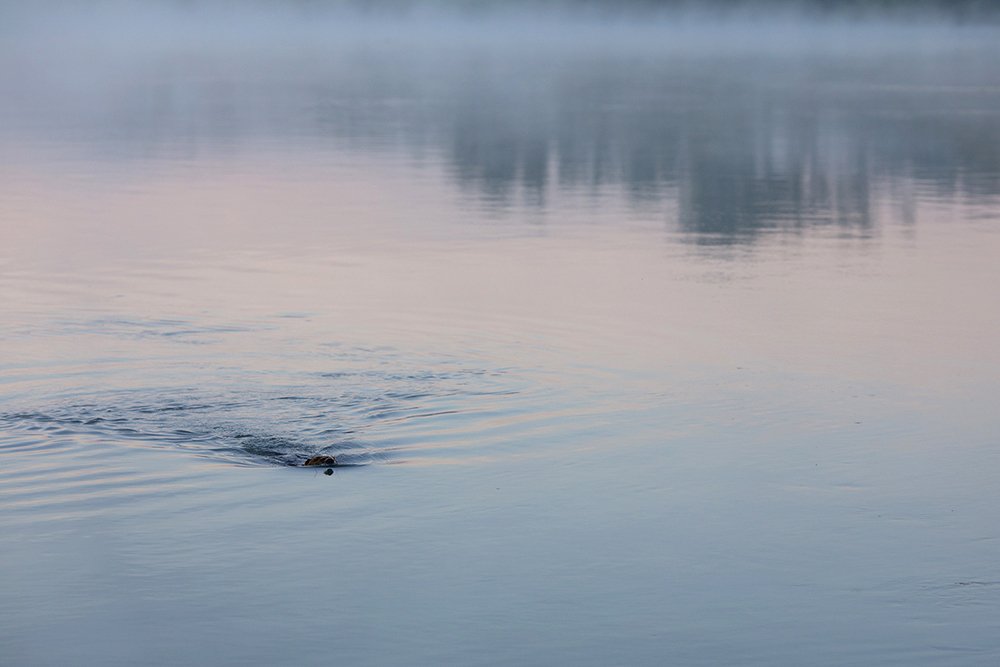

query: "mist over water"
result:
(6, 4), (1000, 241)
(2, 5), (1000, 666)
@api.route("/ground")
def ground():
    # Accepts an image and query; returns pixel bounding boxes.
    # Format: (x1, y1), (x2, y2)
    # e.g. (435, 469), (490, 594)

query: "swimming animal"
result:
(303, 455), (337, 467)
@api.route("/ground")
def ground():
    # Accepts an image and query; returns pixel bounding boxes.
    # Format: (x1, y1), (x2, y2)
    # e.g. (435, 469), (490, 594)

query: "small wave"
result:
(0, 406), (377, 468)
(0, 360), (523, 468)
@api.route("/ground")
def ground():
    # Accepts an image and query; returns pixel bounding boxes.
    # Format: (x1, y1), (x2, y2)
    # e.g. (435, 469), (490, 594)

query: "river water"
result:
(2, 9), (999, 666)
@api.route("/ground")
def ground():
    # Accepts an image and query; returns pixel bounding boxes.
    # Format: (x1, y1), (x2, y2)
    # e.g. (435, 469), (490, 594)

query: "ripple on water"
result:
(0, 351), (564, 471)
(0, 353), (582, 526)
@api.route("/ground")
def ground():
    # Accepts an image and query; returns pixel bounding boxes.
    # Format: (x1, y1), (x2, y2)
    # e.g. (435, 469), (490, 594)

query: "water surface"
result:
(2, 10), (1000, 666)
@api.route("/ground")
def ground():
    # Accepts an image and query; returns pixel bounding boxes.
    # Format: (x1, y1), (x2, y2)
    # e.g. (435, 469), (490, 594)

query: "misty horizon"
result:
(4, 10), (999, 243)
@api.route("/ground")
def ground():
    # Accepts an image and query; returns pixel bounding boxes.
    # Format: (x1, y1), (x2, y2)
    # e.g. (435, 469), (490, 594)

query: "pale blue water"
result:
(2, 8), (1000, 666)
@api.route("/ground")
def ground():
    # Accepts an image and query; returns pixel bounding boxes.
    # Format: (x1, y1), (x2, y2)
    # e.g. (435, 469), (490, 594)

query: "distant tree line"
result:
(285, 0), (1000, 20)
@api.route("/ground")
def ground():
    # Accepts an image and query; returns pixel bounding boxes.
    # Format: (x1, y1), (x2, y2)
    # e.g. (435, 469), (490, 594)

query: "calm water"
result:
(2, 8), (1000, 666)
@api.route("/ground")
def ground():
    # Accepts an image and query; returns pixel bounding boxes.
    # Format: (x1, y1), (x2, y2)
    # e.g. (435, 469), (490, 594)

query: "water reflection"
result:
(4, 21), (1000, 244)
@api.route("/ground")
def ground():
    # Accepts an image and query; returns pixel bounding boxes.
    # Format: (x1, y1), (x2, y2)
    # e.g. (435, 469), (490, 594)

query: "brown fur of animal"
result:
(303, 455), (337, 467)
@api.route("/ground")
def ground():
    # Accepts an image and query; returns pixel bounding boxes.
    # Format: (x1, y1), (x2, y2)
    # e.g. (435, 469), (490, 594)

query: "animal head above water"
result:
(303, 455), (337, 467)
